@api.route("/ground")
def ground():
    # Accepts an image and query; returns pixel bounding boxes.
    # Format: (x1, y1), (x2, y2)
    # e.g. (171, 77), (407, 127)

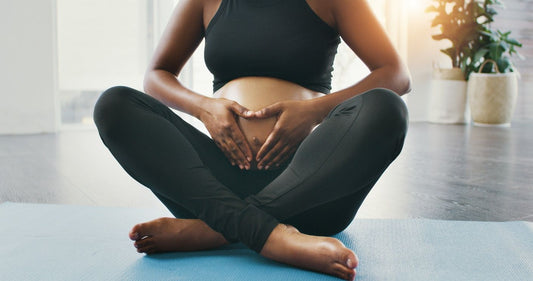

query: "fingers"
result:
(216, 135), (251, 170)
(229, 123), (254, 167)
(256, 127), (296, 170)
(230, 101), (254, 118)
(254, 103), (283, 119)
(255, 130), (278, 165)
(215, 123), (253, 170)
(202, 99), (255, 169)
(274, 146), (296, 167)
(257, 142), (294, 170)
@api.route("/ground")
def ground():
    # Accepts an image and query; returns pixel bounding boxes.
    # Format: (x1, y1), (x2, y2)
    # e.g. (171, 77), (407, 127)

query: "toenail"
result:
(347, 258), (353, 268)
(132, 232), (139, 240)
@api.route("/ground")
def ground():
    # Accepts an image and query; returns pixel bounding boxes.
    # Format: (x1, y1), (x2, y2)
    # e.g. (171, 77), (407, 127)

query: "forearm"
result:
(143, 69), (209, 119)
(310, 64), (411, 122)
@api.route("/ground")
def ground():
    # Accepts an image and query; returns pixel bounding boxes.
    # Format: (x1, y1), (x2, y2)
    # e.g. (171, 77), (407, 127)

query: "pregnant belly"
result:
(214, 77), (323, 168)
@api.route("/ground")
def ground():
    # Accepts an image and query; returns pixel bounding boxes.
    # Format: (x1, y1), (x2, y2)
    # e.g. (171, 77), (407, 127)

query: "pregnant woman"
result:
(93, 0), (411, 280)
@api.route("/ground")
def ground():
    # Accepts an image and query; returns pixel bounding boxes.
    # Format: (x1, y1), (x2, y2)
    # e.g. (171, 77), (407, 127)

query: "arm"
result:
(144, 0), (253, 169)
(143, 0), (205, 116)
(309, 0), (412, 120)
(254, 0), (411, 169)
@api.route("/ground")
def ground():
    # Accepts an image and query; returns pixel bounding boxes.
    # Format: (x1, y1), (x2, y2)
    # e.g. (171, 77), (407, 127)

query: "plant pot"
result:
(467, 60), (518, 126)
(428, 68), (469, 124)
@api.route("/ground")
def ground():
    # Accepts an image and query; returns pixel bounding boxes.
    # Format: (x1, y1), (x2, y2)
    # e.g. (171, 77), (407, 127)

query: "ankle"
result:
(260, 224), (295, 256)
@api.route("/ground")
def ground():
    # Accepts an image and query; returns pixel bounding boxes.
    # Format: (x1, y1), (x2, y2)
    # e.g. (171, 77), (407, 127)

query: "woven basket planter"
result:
(467, 60), (518, 126)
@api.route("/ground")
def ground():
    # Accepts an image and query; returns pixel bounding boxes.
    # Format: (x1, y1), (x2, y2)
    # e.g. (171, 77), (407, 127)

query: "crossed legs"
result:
(93, 86), (407, 280)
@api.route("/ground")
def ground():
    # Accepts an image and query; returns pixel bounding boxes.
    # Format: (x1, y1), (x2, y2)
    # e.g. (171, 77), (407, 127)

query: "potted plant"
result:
(425, 0), (496, 124)
(467, 14), (523, 126)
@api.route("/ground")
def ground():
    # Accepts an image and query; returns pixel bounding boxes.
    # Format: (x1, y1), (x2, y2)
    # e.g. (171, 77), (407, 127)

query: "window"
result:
(56, 0), (174, 127)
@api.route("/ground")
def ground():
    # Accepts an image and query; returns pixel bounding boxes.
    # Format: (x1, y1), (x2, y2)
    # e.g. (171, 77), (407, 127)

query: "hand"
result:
(199, 98), (254, 170)
(253, 99), (325, 170)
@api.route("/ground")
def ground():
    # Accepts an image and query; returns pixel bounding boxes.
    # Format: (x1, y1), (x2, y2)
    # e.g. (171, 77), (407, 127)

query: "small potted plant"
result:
(467, 17), (523, 126)
(426, 0), (496, 124)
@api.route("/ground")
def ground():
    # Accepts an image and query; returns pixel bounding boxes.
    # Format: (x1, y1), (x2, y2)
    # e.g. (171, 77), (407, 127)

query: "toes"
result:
(134, 237), (154, 249)
(129, 224), (143, 240)
(332, 262), (356, 281)
(144, 247), (157, 255)
(130, 222), (152, 241)
(343, 250), (358, 269)
(129, 230), (138, 241)
(135, 237), (156, 254)
(137, 245), (156, 254)
(332, 246), (358, 280)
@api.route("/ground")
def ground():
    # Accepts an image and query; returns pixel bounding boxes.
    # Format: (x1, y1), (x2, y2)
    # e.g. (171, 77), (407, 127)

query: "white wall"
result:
(0, 0), (58, 134)
(406, 3), (433, 122)
(57, 0), (146, 91)
(405, 0), (457, 122)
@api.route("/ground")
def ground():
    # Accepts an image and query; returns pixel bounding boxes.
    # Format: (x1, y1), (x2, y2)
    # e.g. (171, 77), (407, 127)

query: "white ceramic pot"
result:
(467, 60), (518, 126)
(428, 68), (468, 124)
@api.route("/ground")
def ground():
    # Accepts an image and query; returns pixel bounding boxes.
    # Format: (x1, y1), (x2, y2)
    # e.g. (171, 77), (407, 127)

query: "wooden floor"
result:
(1, 120), (532, 222)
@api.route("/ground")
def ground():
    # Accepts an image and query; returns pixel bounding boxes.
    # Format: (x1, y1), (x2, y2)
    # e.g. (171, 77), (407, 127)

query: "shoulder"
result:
(307, 0), (370, 30)
(329, 0), (376, 35)
(328, 0), (371, 17)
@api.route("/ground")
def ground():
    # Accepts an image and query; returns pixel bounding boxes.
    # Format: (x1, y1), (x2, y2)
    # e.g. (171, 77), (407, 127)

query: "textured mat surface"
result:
(1, 202), (532, 281)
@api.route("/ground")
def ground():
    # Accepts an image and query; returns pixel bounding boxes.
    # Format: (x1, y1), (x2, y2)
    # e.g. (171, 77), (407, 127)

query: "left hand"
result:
(252, 99), (325, 170)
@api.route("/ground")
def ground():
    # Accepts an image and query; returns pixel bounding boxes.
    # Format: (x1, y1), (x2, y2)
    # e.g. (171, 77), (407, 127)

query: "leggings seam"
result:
(254, 95), (365, 210)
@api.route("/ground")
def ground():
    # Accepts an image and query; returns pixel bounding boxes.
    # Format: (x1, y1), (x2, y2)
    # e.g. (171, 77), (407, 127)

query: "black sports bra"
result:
(204, 0), (341, 93)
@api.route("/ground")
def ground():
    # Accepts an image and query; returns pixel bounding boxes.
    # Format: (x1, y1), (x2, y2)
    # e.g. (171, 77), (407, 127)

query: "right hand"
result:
(199, 98), (254, 170)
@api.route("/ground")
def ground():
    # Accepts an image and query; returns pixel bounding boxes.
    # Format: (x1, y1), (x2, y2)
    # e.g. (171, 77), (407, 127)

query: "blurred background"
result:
(1, 0), (529, 135)
(1, 0), (532, 220)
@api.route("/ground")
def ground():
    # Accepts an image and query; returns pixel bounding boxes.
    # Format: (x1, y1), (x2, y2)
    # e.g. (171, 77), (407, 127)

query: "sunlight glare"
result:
(408, 0), (425, 13)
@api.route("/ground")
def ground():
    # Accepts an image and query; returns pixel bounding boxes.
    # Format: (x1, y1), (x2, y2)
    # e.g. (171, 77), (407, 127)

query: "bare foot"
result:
(129, 217), (228, 254)
(260, 224), (358, 281)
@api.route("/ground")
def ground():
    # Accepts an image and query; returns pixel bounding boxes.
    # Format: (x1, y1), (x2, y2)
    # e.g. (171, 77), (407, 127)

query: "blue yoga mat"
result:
(1, 202), (532, 280)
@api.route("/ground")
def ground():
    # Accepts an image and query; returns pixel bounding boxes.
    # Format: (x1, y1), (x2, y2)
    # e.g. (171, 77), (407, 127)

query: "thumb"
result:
(230, 102), (253, 118)
(255, 103), (283, 118)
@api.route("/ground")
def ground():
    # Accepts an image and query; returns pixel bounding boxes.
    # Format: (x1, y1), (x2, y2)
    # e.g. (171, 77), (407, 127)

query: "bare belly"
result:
(214, 77), (324, 167)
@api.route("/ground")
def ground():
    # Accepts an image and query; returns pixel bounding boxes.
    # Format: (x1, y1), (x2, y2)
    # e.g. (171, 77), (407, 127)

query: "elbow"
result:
(394, 65), (412, 96)
(143, 69), (165, 97)
(143, 70), (154, 95)
(373, 63), (412, 96)
(399, 74), (412, 96)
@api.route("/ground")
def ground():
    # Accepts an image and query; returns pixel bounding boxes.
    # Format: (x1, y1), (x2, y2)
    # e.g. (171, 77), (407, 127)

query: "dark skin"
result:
(138, 0), (411, 280)
(144, 0), (410, 171)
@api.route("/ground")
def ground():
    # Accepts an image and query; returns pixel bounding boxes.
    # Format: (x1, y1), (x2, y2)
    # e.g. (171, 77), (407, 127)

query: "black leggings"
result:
(93, 86), (408, 252)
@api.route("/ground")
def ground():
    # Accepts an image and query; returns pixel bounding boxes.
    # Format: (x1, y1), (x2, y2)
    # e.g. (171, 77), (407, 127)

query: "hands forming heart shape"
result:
(200, 97), (323, 170)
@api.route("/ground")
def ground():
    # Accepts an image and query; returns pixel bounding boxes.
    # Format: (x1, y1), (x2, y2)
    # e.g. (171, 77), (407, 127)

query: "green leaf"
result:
(500, 30), (511, 37)
(441, 48), (458, 67)
(473, 49), (489, 62)
(432, 34), (448, 41)
(507, 38), (522, 47)
(487, 42), (500, 54)
(486, 7), (498, 16)
(425, 5), (439, 13)
(498, 57), (512, 73)
(430, 15), (449, 27)
(500, 41), (510, 52)
(441, 47), (457, 58)
(481, 30), (499, 41)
